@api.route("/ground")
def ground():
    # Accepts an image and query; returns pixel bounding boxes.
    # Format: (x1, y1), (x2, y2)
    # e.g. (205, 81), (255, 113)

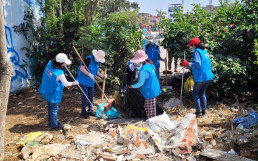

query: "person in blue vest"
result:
(141, 33), (147, 49)
(182, 38), (214, 117)
(39, 53), (79, 131)
(129, 50), (161, 119)
(126, 60), (142, 86)
(76, 49), (107, 118)
(144, 39), (165, 79)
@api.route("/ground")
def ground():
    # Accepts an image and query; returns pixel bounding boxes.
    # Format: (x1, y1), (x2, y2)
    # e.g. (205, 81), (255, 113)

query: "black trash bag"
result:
(119, 68), (163, 118)
(126, 68), (139, 86)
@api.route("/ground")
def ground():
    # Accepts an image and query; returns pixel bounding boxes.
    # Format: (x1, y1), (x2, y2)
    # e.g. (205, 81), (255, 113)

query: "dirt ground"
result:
(3, 77), (257, 160)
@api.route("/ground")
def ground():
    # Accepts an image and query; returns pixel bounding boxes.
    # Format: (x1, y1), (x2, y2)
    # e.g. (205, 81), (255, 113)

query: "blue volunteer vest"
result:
(140, 64), (161, 99)
(192, 48), (214, 82)
(76, 55), (99, 87)
(146, 44), (160, 69)
(39, 61), (64, 103)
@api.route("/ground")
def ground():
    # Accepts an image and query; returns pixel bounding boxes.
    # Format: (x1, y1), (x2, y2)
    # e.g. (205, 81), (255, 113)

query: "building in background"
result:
(139, 13), (159, 32)
(202, 0), (219, 13)
(168, 4), (183, 22)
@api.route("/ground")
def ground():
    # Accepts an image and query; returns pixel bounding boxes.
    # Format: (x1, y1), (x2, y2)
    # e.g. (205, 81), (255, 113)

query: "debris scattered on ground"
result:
(200, 149), (254, 161)
(5, 87), (258, 160)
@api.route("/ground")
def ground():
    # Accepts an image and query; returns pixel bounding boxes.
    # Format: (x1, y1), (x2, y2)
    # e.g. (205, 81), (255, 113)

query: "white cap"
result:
(92, 49), (105, 63)
(55, 53), (71, 65)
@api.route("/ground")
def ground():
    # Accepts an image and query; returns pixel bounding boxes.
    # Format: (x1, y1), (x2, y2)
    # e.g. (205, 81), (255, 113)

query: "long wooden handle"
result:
(73, 46), (109, 101)
(165, 49), (168, 86)
(101, 68), (107, 102)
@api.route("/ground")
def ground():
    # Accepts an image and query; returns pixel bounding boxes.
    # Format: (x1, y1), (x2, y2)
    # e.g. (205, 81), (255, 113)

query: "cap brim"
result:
(93, 52), (105, 63)
(130, 55), (148, 63)
(65, 59), (72, 65)
(187, 43), (191, 47)
(99, 58), (105, 63)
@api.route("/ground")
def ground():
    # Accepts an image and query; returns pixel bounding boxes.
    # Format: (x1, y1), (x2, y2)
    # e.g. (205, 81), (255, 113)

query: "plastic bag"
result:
(106, 107), (120, 119)
(122, 125), (147, 140)
(146, 112), (176, 133)
(233, 111), (258, 128)
(75, 139), (91, 146)
(163, 98), (181, 110)
(20, 132), (43, 147)
(95, 103), (106, 118)
(184, 76), (194, 92)
(165, 114), (198, 154)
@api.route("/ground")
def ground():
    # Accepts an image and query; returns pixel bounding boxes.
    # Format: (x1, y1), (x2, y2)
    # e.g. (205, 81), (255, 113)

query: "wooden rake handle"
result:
(72, 46), (109, 101)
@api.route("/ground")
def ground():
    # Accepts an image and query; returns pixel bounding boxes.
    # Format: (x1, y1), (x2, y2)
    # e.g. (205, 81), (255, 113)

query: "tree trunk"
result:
(84, 0), (99, 27)
(0, 1), (14, 160)
(59, 0), (62, 16)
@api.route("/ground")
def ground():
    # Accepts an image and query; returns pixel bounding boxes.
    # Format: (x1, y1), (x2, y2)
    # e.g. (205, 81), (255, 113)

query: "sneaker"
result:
(194, 112), (201, 118)
(88, 111), (95, 116)
(80, 113), (89, 119)
(202, 112), (206, 116)
(51, 126), (62, 131)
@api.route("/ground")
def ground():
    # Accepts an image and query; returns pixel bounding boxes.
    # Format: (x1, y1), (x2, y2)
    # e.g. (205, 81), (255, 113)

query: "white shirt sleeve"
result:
(57, 74), (73, 87)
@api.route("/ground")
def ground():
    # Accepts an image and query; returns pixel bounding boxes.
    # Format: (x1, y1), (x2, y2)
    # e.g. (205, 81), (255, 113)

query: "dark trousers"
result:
(80, 84), (94, 115)
(47, 102), (59, 128)
(192, 80), (211, 114)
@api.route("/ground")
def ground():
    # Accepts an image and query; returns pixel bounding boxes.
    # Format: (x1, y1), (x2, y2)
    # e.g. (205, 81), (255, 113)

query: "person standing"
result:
(129, 50), (161, 119)
(181, 38), (214, 117)
(76, 49), (107, 118)
(39, 53), (79, 131)
(141, 33), (147, 49)
(144, 39), (164, 79)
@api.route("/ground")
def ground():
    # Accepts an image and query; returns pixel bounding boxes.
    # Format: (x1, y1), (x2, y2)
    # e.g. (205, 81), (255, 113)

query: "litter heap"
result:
(18, 111), (257, 161)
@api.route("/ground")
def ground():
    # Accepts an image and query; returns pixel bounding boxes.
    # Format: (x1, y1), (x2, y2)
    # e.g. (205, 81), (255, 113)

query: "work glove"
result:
(101, 73), (108, 79)
(182, 60), (189, 67)
(88, 73), (95, 80)
(73, 80), (79, 85)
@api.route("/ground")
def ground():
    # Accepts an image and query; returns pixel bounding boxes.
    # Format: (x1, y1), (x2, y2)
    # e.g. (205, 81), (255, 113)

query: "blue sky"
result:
(129, 0), (237, 15)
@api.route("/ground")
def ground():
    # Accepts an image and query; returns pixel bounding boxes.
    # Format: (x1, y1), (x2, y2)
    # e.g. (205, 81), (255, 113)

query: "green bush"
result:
(78, 10), (142, 86)
(159, 0), (258, 99)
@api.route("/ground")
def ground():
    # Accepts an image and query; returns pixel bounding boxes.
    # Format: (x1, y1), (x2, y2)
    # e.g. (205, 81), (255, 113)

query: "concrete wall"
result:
(2, 0), (38, 92)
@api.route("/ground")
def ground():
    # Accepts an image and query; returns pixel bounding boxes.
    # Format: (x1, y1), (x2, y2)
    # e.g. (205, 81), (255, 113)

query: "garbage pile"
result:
(17, 109), (257, 160)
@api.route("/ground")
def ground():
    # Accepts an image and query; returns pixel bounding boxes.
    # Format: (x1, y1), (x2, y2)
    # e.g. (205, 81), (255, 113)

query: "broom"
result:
(72, 46), (115, 109)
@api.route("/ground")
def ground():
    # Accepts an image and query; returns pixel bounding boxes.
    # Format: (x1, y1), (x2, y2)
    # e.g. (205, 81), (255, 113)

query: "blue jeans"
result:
(47, 102), (59, 128)
(192, 80), (211, 114)
(80, 84), (94, 115)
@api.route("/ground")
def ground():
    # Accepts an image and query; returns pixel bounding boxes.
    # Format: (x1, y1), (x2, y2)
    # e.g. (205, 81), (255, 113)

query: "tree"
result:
(0, 1), (14, 160)
(130, 2), (139, 10)
(143, 16), (149, 30)
(99, 0), (138, 18)
(156, 9), (166, 23)
(84, 0), (99, 26)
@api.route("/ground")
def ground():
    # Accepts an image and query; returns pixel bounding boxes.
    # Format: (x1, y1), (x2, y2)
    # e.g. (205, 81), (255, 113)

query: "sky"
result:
(128, 0), (237, 15)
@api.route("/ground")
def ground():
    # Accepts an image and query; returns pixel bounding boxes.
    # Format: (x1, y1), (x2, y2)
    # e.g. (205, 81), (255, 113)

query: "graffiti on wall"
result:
(12, 10), (32, 35)
(5, 26), (29, 83)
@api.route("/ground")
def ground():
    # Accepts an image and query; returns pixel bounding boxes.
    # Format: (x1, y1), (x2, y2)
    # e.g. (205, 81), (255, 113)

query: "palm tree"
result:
(156, 9), (167, 23)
